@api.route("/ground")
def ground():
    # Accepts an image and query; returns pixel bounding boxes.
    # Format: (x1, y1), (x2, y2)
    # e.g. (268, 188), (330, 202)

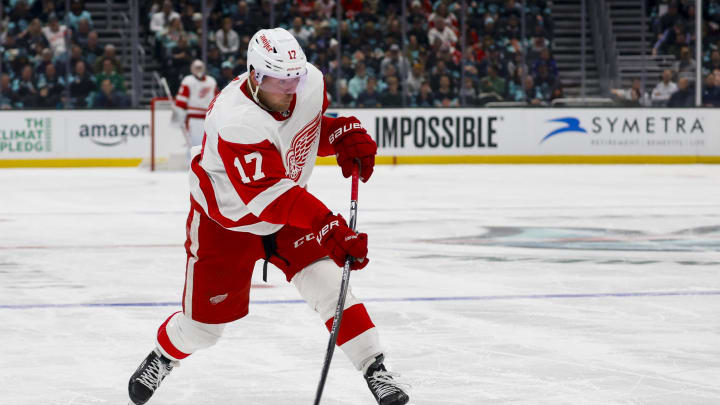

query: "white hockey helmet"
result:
(246, 28), (308, 95)
(190, 59), (205, 78)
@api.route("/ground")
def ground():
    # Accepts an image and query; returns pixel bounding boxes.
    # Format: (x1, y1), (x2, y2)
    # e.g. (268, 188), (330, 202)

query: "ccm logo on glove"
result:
(315, 220), (340, 244)
(313, 213), (369, 270)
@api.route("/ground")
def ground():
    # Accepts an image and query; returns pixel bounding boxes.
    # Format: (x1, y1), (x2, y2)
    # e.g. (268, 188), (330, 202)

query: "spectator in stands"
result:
(379, 75), (403, 107)
(73, 18), (92, 47)
(356, 76), (381, 107)
(653, 21), (690, 57)
(532, 48), (558, 79)
(406, 63), (426, 97)
(704, 50), (720, 75)
(95, 58), (125, 92)
(667, 77), (694, 107)
(180, 4), (196, 32)
(348, 62), (368, 100)
(428, 16), (457, 51)
(611, 79), (648, 106)
(408, 16), (429, 48)
(205, 45), (222, 79)
(430, 60), (455, 93)
(480, 65), (507, 100)
(230, 1), (253, 34)
(0, 74), (19, 109)
(67, 0), (93, 30)
(150, 0), (180, 34)
(8, 1), (31, 34)
(38, 0), (60, 23)
(159, 16), (185, 50)
(428, 3), (458, 31)
(516, 75), (544, 105)
(42, 13), (68, 58)
(94, 44), (123, 74)
(337, 84), (355, 106)
(380, 43), (410, 80)
(83, 31), (103, 67)
(217, 61), (235, 90)
(435, 75), (459, 107)
(656, 2), (682, 35)
(216, 17), (239, 59)
(289, 17), (313, 47)
(534, 64), (556, 101)
(69, 60), (96, 107)
(413, 82), (435, 107)
(12, 64), (39, 107)
(459, 76), (478, 106)
(36, 48), (56, 76)
(68, 44), (84, 70)
(16, 18), (48, 52)
(651, 69), (678, 106)
(93, 78), (129, 108)
(37, 63), (65, 108)
(702, 72), (720, 106)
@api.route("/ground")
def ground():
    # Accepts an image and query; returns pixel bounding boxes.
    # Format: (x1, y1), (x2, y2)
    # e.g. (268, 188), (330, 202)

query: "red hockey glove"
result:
(313, 213), (369, 270)
(327, 116), (377, 182)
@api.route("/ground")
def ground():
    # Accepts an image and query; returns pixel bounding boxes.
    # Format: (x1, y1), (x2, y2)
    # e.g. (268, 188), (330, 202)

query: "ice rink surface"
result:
(1, 164), (719, 405)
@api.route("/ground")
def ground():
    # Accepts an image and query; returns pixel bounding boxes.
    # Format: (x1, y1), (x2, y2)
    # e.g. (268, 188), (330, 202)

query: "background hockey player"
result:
(128, 28), (409, 405)
(173, 59), (218, 146)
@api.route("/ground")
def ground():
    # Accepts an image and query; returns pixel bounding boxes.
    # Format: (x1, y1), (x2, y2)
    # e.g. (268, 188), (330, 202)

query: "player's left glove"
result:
(327, 116), (377, 182)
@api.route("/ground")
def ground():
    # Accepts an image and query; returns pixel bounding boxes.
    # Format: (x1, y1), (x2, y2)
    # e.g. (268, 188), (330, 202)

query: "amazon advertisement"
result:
(0, 110), (149, 161)
(329, 108), (720, 159)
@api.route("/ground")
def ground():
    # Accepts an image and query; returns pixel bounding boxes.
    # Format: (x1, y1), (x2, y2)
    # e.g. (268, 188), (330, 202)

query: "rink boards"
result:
(1, 108), (719, 167)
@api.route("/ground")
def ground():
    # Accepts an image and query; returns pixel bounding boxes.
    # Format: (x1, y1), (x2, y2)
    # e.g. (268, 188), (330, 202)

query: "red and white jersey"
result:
(189, 63), (332, 235)
(175, 75), (218, 116)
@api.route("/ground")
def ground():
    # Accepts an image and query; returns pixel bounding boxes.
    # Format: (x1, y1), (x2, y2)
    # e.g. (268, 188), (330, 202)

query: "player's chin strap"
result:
(261, 233), (290, 282)
(247, 73), (274, 112)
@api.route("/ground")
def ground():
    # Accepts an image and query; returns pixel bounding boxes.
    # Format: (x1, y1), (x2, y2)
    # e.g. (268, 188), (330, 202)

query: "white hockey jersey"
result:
(188, 63), (332, 235)
(175, 74), (218, 115)
(175, 74), (218, 146)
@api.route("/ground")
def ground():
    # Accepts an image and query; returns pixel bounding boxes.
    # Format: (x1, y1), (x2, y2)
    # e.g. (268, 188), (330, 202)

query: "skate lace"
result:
(368, 370), (411, 398)
(137, 357), (175, 391)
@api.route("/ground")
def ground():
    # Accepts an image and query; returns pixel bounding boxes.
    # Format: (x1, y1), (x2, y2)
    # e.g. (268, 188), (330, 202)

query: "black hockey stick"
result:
(313, 160), (360, 405)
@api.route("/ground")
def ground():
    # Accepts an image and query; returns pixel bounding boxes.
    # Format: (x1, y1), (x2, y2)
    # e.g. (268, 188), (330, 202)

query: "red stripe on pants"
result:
(324, 304), (375, 346)
(157, 312), (191, 359)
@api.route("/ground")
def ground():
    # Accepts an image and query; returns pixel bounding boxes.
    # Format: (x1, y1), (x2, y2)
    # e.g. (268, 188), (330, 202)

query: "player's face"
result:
(258, 76), (301, 112)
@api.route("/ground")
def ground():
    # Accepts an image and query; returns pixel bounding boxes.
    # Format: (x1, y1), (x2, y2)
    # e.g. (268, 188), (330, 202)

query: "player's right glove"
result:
(313, 213), (369, 270)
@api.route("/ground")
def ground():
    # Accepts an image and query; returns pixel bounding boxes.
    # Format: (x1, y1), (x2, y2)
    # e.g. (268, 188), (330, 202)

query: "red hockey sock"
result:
(324, 304), (375, 346)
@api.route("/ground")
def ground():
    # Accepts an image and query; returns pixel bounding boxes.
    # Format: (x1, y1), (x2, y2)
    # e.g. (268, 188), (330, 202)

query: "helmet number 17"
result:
(288, 50), (297, 60)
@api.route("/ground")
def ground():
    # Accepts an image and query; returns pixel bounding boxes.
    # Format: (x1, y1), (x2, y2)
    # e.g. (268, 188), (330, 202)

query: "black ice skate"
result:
(364, 354), (410, 405)
(128, 349), (178, 405)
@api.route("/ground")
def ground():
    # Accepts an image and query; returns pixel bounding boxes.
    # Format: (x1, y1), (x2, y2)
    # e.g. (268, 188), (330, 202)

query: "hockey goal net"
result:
(144, 97), (191, 171)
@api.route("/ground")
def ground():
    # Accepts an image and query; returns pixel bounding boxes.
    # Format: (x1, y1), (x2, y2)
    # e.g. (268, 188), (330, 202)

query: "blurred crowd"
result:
(145, 0), (557, 107)
(4, 0), (720, 109)
(611, 0), (720, 107)
(0, 0), (131, 109)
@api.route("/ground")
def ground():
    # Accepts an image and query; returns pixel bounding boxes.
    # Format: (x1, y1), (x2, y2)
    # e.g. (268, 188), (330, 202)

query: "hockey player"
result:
(173, 59), (218, 146)
(128, 28), (409, 405)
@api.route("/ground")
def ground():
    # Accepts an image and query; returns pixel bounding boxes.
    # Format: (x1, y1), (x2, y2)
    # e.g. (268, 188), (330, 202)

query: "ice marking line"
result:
(1, 290), (719, 310)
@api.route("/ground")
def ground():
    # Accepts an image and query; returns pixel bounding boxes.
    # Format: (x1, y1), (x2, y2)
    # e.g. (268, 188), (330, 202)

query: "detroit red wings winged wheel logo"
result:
(285, 112), (321, 181)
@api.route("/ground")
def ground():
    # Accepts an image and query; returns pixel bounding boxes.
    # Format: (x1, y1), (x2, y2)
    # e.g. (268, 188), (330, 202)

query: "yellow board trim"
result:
(0, 158), (143, 168)
(2, 156), (720, 168)
(317, 156), (720, 165)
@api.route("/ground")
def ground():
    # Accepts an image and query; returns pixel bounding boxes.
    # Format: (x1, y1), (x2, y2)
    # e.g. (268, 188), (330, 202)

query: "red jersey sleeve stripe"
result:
(246, 178), (296, 216)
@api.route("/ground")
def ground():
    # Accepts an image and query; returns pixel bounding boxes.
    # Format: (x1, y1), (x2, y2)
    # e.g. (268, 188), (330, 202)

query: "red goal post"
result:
(146, 97), (190, 171)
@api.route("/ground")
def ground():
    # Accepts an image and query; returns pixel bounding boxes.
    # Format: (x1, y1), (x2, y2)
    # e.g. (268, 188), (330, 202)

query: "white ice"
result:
(1, 164), (719, 405)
